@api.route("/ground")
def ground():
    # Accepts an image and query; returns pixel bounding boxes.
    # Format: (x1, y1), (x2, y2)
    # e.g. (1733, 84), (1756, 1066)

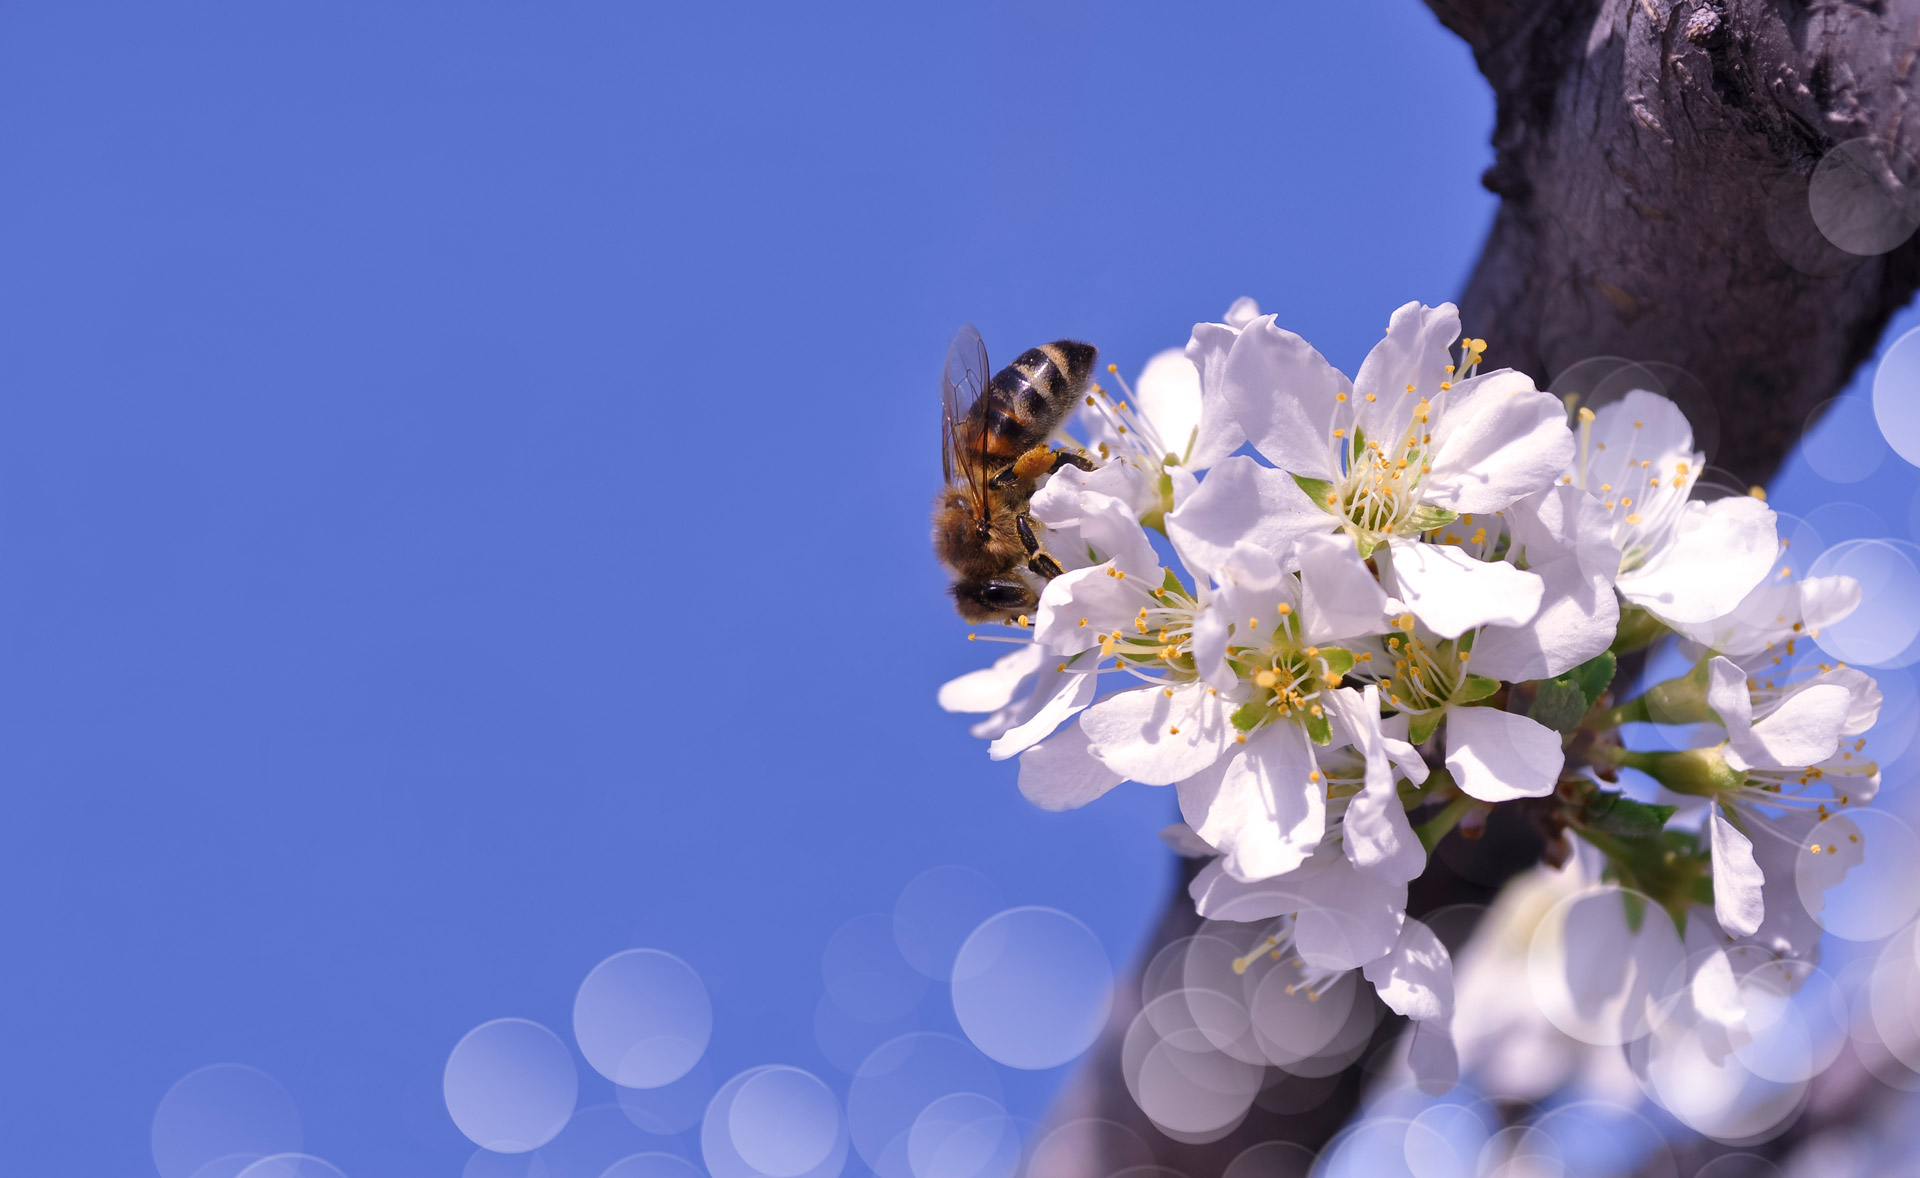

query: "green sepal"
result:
(1319, 647), (1356, 677)
(1566, 652), (1617, 709)
(1161, 568), (1185, 597)
(1621, 888), (1648, 934)
(1528, 680), (1591, 735)
(1355, 533), (1385, 560)
(1304, 711), (1332, 745)
(1406, 505), (1459, 533)
(1455, 675), (1501, 703)
(1293, 474), (1336, 511)
(1581, 791), (1677, 838)
(1231, 702), (1267, 732)
(1406, 708), (1444, 746)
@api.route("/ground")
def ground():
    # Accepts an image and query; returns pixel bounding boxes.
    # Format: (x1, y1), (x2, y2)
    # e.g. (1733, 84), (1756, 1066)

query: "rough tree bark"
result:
(1041, 1), (1920, 1172)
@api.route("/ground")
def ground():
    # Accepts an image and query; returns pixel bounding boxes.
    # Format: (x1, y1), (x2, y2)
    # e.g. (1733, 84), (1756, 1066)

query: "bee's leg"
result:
(1048, 449), (1096, 474)
(1016, 513), (1066, 580)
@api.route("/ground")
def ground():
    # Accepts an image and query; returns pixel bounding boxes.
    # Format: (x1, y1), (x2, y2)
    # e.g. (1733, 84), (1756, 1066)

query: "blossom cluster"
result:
(940, 299), (1883, 1097)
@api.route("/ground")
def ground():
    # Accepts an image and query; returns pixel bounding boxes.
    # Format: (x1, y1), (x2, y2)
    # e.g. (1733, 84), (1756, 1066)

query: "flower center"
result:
(1326, 398), (1434, 541)
(1376, 618), (1468, 715)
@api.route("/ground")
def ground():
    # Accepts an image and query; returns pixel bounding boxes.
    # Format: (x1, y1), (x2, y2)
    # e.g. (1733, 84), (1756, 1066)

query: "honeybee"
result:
(934, 324), (1098, 622)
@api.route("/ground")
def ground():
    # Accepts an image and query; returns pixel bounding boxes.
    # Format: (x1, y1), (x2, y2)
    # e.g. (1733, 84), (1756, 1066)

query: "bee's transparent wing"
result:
(941, 323), (991, 498)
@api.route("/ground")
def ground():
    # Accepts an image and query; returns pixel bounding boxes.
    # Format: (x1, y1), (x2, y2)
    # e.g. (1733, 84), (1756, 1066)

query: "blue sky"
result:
(10, 4), (1910, 1176)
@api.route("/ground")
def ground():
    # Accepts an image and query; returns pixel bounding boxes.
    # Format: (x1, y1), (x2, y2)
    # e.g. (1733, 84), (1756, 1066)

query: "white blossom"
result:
(1564, 389), (1778, 625)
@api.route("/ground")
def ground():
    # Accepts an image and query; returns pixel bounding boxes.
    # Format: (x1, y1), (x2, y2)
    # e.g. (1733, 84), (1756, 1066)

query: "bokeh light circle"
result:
(152, 1064), (303, 1178)
(1221, 1140), (1314, 1178)
(702, 1066), (849, 1178)
(1809, 138), (1920, 256)
(1024, 1118), (1152, 1178)
(615, 1058), (716, 1135)
(905, 1092), (1020, 1178)
(1794, 808), (1920, 941)
(444, 1018), (578, 1153)
(1526, 886), (1682, 1046)
(893, 866), (1002, 982)
(727, 1066), (843, 1178)
(231, 1156), (348, 1178)
(846, 1032), (1002, 1178)
(950, 906), (1111, 1070)
(1799, 397), (1888, 484)
(573, 949), (712, 1089)
(1693, 1155), (1784, 1178)
(1876, 324), (1920, 467)
(599, 1155), (705, 1178)
(824, 914), (928, 1023)
(1807, 539), (1920, 667)
(1403, 1102), (1494, 1178)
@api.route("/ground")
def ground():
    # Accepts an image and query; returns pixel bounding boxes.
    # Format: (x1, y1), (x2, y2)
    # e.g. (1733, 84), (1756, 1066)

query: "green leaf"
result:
(1582, 791), (1677, 838)
(1405, 505), (1459, 533)
(1456, 675), (1501, 703)
(1621, 888), (1647, 934)
(1304, 711), (1332, 745)
(1231, 702), (1267, 732)
(1527, 651), (1619, 734)
(1566, 651), (1617, 709)
(1528, 679), (1590, 734)
(1406, 708), (1443, 745)
(1319, 647), (1356, 677)
(1293, 474), (1336, 510)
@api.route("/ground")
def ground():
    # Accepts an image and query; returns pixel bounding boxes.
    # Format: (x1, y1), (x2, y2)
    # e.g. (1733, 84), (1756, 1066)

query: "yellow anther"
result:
(1249, 617), (1260, 629)
(1163, 687), (1174, 697)
(1750, 485), (1768, 500)
(1256, 670), (1278, 688)
(1277, 603), (1293, 616)
(1439, 381), (1451, 391)
(1626, 513), (1643, 525)
(1365, 393), (1377, 402)
(1577, 407), (1596, 423)
(1107, 363), (1118, 373)
(1308, 770), (1322, 783)
(1336, 392), (1347, 402)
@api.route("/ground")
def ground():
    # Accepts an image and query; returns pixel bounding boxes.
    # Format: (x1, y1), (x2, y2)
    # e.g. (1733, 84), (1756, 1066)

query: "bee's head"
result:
(952, 576), (1037, 622)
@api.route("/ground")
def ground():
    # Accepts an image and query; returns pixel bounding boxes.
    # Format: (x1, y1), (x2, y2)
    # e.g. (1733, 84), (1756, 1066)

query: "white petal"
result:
(1328, 687), (1425, 884)
(1352, 302), (1460, 411)
(1465, 552), (1618, 681)
(1619, 496), (1779, 624)
(1505, 484), (1622, 584)
(1739, 682), (1851, 771)
(1217, 316), (1350, 481)
(1080, 680), (1234, 786)
(1706, 656), (1756, 742)
(1576, 390), (1700, 558)
(1032, 561), (1151, 655)
(1017, 725), (1126, 812)
(1131, 349), (1204, 466)
(1444, 706), (1564, 802)
(1177, 722), (1324, 882)
(1159, 822), (1216, 858)
(1363, 917), (1454, 1022)
(988, 665), (1096, 760)
(1188, 848), (1407, 970)
(1031, 458), (1154, 531)
(1709, 808), (1765, 939)
(1387, 539), (1543, 638)
(1222, 296), (1261, 329)
(937, 644), (1045, 713)
(1165, 455), (1328, 575)
(1408, 1020), (1460, 1095)
(1297, 531), (1392, 644)
(1422, 371), (1576, 513)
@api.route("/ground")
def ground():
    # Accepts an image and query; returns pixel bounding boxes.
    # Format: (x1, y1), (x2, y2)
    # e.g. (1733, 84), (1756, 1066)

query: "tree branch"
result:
(1038, 0), (1920, 1170)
